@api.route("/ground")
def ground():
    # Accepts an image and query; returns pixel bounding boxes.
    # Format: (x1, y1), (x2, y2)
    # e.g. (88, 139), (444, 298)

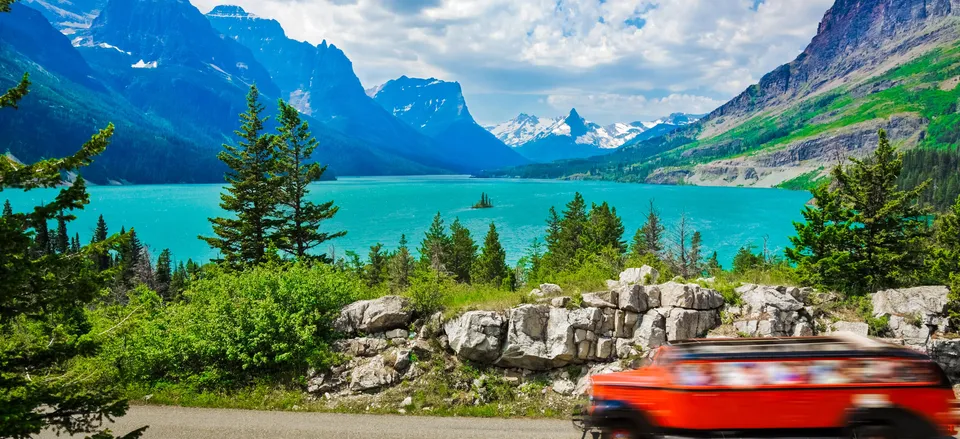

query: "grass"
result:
(775, 168), (829, 191)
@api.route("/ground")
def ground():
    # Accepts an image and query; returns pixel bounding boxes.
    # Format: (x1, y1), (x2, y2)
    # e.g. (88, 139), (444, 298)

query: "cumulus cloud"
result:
(189, 0), (834, 124)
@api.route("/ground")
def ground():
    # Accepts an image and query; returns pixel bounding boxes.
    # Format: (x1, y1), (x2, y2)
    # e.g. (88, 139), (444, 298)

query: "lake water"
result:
(2, 176), (811, 267)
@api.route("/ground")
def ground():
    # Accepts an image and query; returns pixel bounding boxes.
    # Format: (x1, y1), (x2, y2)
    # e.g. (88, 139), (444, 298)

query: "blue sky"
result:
(191, 0), (834, 125)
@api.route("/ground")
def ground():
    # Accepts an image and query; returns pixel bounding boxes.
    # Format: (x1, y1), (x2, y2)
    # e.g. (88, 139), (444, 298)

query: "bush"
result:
(86, 262), (363, 388)
(407, 270), (454, 316)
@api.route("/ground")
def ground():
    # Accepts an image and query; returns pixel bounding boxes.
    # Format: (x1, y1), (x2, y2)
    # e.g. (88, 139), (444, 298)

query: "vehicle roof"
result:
(665, 333), (929, 361)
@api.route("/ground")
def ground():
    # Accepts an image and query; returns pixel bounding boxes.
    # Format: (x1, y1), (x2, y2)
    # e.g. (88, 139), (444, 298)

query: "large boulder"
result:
(887, 315), (931, 346)
(540, 283), (563, 296)
(665, 308), (720, 340)
(444, 311), (505, 363)
(582, 291), (618, 309)
(619, 266), (660, 286)
(334, 296), (412, 335)
(617, 284), (660, 312)
(349, 356), (400, 391)
(731, 285), (811, 337)
(738, 285), (804, 315)
(872, 286), (949, 318)
(659, 282), (724, 310)
(340, 337), (388, 358)
(495, 305), (604, 370)
(634, 309), (667, 349)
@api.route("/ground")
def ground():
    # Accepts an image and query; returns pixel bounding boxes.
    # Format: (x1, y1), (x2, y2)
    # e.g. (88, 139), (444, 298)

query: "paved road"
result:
(39, 405), (577, 439)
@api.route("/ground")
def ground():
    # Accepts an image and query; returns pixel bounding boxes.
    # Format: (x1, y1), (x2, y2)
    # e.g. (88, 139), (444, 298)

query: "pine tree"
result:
(706, 251), (721, 273)
(31, 209), (50, 257)
(71, 232), (80, 253)
(389, 235), (414, 292)
(2, 199), (12, 219)
(274, 100), (345, 260)
(201, 85), (280, 268)
(585, 201), (626, 254)
(473, 222), (509, 286)
(448, 218), (477, 283)
(688, 231), (704, 278)
(1, 39), (141, 436)
(155, 249), (172, 299)
(544, 206), (561, 252)
(169, 261), (189, 299)
(929, 195), (960, 284)
(637, 200), (665, 256)
(366, 243), (387, 287)
(418, 212), (450, 272)
(92, 214), (110, 271)
(670, 213), (691, 278)
(54, 211), (68, 254)
(788, 130), (929, 295)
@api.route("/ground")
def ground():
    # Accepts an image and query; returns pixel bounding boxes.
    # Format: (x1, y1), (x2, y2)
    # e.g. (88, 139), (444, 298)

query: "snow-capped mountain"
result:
(368, 76), (529, 170)
(486, 111), (702, 162)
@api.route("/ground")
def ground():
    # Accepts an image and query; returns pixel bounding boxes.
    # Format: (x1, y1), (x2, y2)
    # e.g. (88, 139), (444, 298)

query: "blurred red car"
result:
(581, 334), (958, 439)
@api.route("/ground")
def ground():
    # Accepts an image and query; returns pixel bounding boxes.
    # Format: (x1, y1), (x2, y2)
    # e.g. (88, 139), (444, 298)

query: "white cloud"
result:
(189, 0), (834, 124)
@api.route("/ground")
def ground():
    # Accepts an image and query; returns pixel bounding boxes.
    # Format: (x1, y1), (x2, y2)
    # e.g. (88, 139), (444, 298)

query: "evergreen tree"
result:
(70, 232), (80, 253)
(448, 218), (477, 283)
(688, 231), (704, 277)
(201, 85), (280, 268)
(929, 195), (960, 283)
(30, 209), (50, 257)
(155, 249), (172, 299)
(92, 214), (110, 271)
(169, 261), (189, 299)
(634, 200), (665, 257)
(473, 222), (509, 286)
(525, 238), (545, 283)
(585, 202), (626, 254)
(54, 211), (68, 254)
(365, 243), (387, 287)
(389, 235), (414, 292)
(274, 100), (345, 260)
(418, 212), (450, 272)
(186, 259), (201, 279)
(2, 199), (12, 219)
(733, 245), (765, 274)
(787, 130), (930, 295)
(544, 206), (562, 252)
(670, 213), (691, 278)
(706, 251), (721, 273)
(0, 39), (142, 436)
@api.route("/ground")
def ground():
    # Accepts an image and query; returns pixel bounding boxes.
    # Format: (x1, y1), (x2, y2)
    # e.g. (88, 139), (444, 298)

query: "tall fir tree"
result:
(389, 235), (414, 292)
(54, 211), (68, 254)
(30, 208), (50, 257)
(70, 232), (80, 253)
(418, 212), (451, 272)
(273, 100), (345, 260)
(0, 27), (142, 435)
(473, 222), (509, 287)
(787, 130), (929, 295)
(706, 251), (721, 273)
(169, 261), (189, 299)
(671, 213), (691, 278)
(688, 231), (704, 277)
(92, 214), (110, 271)
(366, 243), (388, 287)
(585, 202), (626, 254)
(448, 218), (477, 283)
(2, 199), (12, 219)
(201, 85), (280, 268)
(634, 200), (665, 257)
(155, 249), (172, 299)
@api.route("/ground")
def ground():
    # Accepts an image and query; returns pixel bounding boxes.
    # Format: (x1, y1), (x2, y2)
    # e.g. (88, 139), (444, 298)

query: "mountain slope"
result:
(488, 111), (700, 163)
(22, 0), (106, 32)
(503, 0), (960, 187)
(0, 3), (224, 184)
(205, 5), (467, 173)
(368, 76), (529, 170)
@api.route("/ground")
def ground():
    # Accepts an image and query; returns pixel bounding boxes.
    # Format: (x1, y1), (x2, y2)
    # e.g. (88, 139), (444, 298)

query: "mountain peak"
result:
(563, 108), (588, 137)
(207, 5), (255, 18)
(371, 75), (473, 135)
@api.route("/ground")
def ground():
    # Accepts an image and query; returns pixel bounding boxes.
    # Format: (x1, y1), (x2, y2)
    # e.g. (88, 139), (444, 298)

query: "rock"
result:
(335, 296), (412, 335)
(401, 396), (412, 406)
(552, 379), (576, 395)
(615, 339), (639, 359)
(828, 321), (870, 337)
(635, 309), (667, 349)
(928, 340), (960, 383)
(444, 311), (505, 363)
(792, 321), (814, 337)
(540, 284), (563, 296)
(888, 315), (930, 346)
(659, 282), (724, 310)
(596, 337), (615, 360)
(872, 286), (949, 318)
(382, 348), (411, 371)
(551, 296), (571, 308)
(529, 288), (543, 297)
(617, 284), (655, 313)
(386, 329), (409, 340)
(605, 280), (622, 290)
(666, 308), (720, 340)
(495, 305), (608, 370)
(350, 356), (399, 391)
(582, 291), (618, 309)
(619, 266), (659, 285)
(341, 337), (389, 357)
(739, 285), (804, 315)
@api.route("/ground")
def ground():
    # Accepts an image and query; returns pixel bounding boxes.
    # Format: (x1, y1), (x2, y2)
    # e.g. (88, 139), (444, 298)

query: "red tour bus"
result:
(580, 334), (958, 439)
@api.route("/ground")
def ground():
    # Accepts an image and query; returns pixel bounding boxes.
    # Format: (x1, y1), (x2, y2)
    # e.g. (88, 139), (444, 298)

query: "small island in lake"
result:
(472, 192), (494, 209)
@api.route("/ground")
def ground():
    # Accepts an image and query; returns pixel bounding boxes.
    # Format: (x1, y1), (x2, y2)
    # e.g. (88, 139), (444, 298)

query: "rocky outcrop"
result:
(444, 311), (505, 363)
(827, 321), (870, 337)
(728, 284), (814, 337)
(873, 286), (951, 340)
(334, 296), (413, 335)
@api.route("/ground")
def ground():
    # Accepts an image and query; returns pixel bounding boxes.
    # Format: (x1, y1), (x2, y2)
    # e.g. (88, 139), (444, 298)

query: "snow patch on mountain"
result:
(488, 111), (702, 150)
(131, 59), (158, 69)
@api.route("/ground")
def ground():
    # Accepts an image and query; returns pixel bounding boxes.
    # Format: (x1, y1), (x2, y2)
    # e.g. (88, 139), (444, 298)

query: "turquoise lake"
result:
(2, 176), (811, 267)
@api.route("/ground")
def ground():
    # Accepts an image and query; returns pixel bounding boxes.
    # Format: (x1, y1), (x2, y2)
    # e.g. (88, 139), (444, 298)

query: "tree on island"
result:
(274, 100), (344, 261)
(472, 192), (493, 209)
(201, 85), (280, 268)
(0, 5), (144, 432)
(787, 129), (930, 295)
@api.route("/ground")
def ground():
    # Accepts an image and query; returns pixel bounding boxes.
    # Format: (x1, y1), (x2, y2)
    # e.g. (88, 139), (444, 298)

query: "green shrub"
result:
(407, 270), (455, 316)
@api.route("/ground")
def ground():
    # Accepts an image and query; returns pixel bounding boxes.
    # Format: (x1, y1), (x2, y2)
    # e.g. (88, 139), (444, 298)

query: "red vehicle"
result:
(580, 334), (958, 439)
